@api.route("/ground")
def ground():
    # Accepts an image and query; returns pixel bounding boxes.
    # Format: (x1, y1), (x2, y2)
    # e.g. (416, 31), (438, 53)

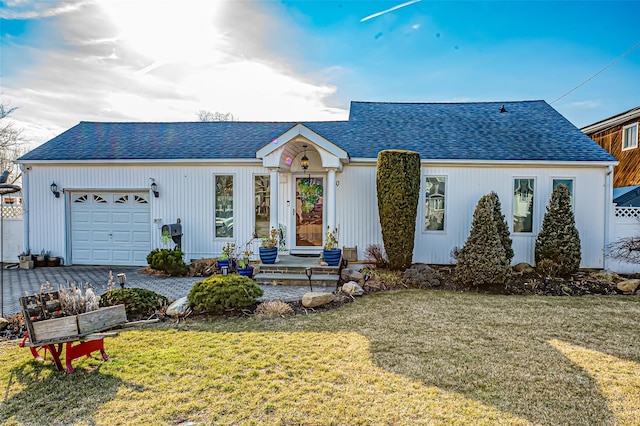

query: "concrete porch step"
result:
(254, 272), (339, 288)
(258, 264), (339, 275)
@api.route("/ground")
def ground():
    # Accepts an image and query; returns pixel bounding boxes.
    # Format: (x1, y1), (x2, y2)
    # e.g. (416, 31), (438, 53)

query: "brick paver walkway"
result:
(0, 265), (318, 316)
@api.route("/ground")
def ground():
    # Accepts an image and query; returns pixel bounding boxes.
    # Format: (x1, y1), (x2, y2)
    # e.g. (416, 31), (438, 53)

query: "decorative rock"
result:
(319, 261), (329, 266)
(166, 296), (191, 317)
(301, 292), (335, 308)
(617, 279), (640, 294)
(342, 281), (364, 296)
(341, 268), (364, 283)
(514, 262), (535, 274)
(0, 317), (9, 331)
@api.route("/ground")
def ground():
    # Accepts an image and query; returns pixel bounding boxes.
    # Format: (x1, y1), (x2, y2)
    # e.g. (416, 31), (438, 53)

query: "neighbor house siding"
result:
(586, 120), (640, 187)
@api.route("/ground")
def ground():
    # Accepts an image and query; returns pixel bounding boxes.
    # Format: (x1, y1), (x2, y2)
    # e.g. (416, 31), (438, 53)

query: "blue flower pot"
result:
(323, 249), (342, 266)
(237, 267), (254, 279)
(259, 247), (278, 264)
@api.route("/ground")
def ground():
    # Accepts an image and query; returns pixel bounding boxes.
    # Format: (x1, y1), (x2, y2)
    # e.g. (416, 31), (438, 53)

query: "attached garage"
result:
(70, 192), (151, 266)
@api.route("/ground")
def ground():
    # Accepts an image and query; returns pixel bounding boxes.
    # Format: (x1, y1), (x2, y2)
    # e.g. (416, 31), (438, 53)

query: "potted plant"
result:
(217, 242), (236, 271)
(259, 227), (279, 264)
(35, 250), (49, 267)
(323, 226), (341, 266)
(47, 255), (61, 267)
(237, 255), (254, 279)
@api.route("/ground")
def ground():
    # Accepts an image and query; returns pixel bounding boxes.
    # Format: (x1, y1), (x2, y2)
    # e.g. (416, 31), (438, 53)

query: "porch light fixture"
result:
(50, 182), (60, 198)
(300, 145), (309, 171)
(150, 179), (159, 198)
(305, 267), (313, 292)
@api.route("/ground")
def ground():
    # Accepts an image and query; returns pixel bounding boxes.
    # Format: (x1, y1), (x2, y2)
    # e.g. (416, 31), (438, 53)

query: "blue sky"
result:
(1, 0), (639, 147)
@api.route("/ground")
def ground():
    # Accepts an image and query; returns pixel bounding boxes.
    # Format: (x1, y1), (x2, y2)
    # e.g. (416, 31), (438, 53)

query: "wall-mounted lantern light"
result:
(50, 182), (60, 198)
(150, 179), (159, 198)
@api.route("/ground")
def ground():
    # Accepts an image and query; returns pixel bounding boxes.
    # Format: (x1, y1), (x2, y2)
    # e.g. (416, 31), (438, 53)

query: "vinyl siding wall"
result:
(23, 161), (609, 268)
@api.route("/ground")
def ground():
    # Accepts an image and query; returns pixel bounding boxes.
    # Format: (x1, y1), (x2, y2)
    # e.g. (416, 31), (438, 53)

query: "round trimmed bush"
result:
(100, 288), (168, 319)
(147, 248), (189, 276)
(188, 274), (264, 314)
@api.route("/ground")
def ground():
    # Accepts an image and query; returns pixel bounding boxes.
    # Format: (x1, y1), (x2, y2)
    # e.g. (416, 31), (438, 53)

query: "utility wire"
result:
(551, 40), (640, 104)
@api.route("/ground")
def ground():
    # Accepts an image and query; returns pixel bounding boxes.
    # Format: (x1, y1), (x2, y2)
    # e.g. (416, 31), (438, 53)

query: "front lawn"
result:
(1, 291), (639, 425)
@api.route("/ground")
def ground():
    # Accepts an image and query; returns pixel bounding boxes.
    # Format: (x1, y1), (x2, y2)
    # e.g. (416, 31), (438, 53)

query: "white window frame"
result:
(551, 177), (575, 211)
(423, 175), (447, 233)
(513, 177), (536, 234)
(622, 123), (638, 151)
(214, 173), (235, 239)
(253, 174), (271, 239)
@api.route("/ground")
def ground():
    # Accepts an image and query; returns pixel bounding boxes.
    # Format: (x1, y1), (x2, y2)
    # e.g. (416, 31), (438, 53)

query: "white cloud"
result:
(3, 0), (348, 148)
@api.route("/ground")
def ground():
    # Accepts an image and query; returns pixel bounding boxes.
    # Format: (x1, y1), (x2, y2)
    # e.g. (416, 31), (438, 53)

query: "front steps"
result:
(254, 255), (340, 288)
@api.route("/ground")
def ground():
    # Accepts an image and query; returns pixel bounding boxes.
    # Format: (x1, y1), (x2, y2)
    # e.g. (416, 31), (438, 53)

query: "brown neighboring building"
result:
(582, 106), (640, 187)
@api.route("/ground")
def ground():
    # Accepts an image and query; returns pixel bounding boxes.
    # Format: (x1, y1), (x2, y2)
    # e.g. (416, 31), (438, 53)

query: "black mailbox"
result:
(161, 222), (183, 249)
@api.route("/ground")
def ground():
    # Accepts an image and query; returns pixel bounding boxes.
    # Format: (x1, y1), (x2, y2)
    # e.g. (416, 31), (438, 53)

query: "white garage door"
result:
(71, 192), (151, 266)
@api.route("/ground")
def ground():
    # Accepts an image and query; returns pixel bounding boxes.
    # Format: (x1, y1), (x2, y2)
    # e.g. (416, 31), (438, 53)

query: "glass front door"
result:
(295, 176), (324, 248)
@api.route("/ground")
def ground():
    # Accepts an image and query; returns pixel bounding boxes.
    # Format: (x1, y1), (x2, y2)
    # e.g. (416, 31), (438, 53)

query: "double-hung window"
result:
(622, 123), (638, 151)
(425, 176), (446, 231)
(215, 175), (234, 238)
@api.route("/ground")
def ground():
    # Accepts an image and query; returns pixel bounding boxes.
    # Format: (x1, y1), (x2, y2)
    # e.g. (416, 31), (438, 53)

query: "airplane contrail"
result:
(360, 0), (422, 22)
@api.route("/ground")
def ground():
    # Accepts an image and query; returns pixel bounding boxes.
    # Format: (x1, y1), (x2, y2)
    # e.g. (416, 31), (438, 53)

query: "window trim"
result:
(214, 173), (235, 239)
(513, 177), (536, 234)
(622, 122), (638, 151)
(423, 174), (447, 233)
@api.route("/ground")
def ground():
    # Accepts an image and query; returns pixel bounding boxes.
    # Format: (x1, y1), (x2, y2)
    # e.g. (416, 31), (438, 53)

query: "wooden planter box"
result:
(32, 316), (78, 342)
(77, 305), (127, 335)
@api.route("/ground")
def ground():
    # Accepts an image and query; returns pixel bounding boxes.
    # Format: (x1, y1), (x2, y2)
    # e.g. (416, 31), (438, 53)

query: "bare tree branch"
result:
(197, 110), (237, 122)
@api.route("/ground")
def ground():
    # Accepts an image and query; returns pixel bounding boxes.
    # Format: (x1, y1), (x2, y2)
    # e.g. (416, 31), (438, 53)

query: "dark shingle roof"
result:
(18, 100), (616, 162)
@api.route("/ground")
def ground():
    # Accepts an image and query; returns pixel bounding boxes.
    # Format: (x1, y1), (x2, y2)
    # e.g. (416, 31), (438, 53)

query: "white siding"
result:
(24, 161), (610, 268)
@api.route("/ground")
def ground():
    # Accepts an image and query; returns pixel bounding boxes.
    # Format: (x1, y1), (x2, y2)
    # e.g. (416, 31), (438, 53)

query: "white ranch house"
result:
(16, 100), (617, 268)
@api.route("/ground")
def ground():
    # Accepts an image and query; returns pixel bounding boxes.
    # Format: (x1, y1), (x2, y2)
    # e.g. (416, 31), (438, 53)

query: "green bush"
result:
(454, 194), (511, 286)
(376, 150), (421, 270)
(535, 184), (581, 276)
(146, 248), (189, 276)
(100, 288), (168, 319)
(489, 191), (514, 264)
(188, 274), (264, 314)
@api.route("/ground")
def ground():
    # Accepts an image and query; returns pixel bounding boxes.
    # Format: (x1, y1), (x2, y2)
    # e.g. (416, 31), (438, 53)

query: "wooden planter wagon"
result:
(18, 291), (129, 373)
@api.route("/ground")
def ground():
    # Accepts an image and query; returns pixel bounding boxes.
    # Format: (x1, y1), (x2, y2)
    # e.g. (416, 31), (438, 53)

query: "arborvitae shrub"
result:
(535, 184), (581, 276)
(100, 288), (168, 319)
(188, 274), (264, 314)
(489, 191), (514, 263)
(376, 150), (421, 270)
(147, 248), (189, 276)
(454, 194), (511, 286)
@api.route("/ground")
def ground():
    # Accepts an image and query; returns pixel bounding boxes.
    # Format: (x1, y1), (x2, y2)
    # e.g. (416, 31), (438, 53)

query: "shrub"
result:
(403, 264), (441, 288)
(364, 244), (389, 269)
(255, 300), (294, 317)
(454, 194), (511, 286)
(147, 248), (189, 276)
(535, 184), (581, 276)
(188, 274), (264, 314)
(361, 268), (405, 292)
(100, 288), (168, 319)
(489, 191), (514, 264)
(376, 150), (421, 270)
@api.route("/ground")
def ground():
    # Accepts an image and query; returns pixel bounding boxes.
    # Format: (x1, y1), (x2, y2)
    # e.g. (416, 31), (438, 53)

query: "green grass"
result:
(1, 290), (639, 425)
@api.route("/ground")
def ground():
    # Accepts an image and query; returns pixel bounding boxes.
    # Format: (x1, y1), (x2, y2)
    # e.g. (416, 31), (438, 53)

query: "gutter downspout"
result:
(19, 164), (29, 254)
(603, 165), (613, 270)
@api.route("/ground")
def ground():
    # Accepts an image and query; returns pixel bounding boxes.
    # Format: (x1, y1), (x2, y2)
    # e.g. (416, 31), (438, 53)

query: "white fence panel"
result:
(608, 207), (640, 274)
(2, 217), (24, 262)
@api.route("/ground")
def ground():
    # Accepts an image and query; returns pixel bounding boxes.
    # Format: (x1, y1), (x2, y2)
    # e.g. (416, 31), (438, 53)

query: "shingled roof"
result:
(18, 100), (616, 163)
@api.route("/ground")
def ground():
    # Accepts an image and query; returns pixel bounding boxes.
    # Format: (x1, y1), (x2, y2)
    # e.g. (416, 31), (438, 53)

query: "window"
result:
(215, 175), (234, 238)
(513, 178), (534, 233)
(425, 176), (446, 231)
(623, 123), (638, 150)
(254, 175), (270, 238)
(552, 178), (574, 210)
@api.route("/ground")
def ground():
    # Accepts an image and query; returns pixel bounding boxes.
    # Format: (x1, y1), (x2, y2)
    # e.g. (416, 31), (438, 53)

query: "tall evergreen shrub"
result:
(376, 150), (421, 270)
(489, 191), (514, 264)
(535, 184), (581, 276)
(454, 194), (511, 286)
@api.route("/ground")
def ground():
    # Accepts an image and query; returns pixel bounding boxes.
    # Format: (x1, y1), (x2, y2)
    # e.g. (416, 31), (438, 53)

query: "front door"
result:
(294, 176), (324, 251)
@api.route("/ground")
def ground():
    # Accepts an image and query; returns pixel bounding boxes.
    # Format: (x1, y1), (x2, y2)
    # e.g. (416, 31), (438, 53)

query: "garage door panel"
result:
(90, 212), (111, 224)
(71, 192), (150, 266)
